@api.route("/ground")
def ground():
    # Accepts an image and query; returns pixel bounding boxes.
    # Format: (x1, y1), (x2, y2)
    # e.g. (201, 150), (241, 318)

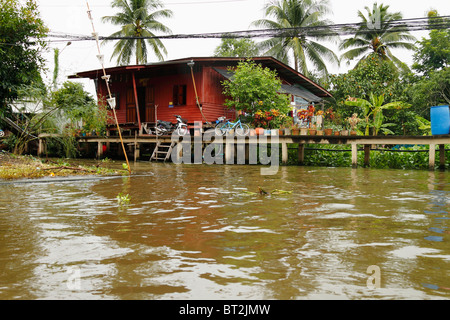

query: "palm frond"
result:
(102, 0), (172, 65)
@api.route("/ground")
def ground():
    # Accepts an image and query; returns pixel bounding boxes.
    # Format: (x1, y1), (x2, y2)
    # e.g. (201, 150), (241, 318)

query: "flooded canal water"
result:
(0, 162), (448, 300)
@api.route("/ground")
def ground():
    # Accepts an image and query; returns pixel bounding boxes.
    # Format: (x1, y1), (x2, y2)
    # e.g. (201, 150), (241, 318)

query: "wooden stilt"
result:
(298, 144), (305, 165)
(364, 145), (371, 167)
(352, 143), (358, 168)
(97, 142), (103, 159)
(439, 144), (446, 169)
(429, 143), (436, 170)
(282, 142), (288, 164)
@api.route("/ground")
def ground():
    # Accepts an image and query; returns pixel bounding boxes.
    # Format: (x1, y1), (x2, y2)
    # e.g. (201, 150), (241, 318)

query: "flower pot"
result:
(340, 130), (349, 136)
(284, 128), (291, 135)
(292, 128), (300, 135)
(255, 128), (264, 136)
(350, 130), (357, 136)
(316, 130), (323, 136)
(308, 129), (316, 136)
(271, 129), (278, 136)
(278, 129), (284, 135)
(300, 128), (308, 135)
(264, 129), (271, 136)
(334, 131), (340, 136)
(324, 128), (332, 135)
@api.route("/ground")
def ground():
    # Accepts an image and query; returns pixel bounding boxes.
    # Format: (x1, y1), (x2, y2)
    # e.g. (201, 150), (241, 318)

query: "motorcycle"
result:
(155, 115), (188, 136)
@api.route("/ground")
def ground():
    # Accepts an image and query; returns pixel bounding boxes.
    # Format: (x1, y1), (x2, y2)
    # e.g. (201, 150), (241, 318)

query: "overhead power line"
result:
(44, 15), (450, 43)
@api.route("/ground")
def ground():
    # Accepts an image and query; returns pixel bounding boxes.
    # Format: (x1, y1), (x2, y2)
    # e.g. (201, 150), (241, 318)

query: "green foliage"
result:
(250, 0), (339, 76)
(221, 59), (291, 115)
(344, 93), (410, 136)
(369, 146), (434, 170)
(101, 0), (173, 65)
(339, 3), (416, 71)
(51, 81), (110, 136)
(330, 53), (402, 105)
(412, 28), (450, 75)
(116, 192), (131, 206)
(214, 38), (260, 58)
(287, 144), (447, 170)
(0, 0), (47, 111)
(406, 68), (450, 117)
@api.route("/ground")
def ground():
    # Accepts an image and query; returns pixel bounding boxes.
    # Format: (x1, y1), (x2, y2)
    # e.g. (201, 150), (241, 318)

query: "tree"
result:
(412, 11), (450, 75)
(408, 68), (450, 114)
(0, 0), (47, 113)
(214, 38), (260, 58)
(250, 0), (339, 77)
(221, 60), (291, 115)
(345, 93), (410, 136)
(330, 53), (404, 106)
(339, 2), (416, 71)
(102, 0), (173, 65)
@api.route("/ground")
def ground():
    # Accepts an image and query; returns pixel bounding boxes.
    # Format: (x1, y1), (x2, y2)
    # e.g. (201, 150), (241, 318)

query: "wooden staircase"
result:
(150, 141), (175, 162)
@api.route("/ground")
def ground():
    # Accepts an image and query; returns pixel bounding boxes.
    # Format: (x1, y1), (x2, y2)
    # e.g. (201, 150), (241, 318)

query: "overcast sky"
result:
(35, 0), (449, 93)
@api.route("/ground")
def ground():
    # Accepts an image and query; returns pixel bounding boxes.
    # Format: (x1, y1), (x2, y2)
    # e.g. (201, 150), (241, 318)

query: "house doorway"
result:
(127, 86), (155, 123)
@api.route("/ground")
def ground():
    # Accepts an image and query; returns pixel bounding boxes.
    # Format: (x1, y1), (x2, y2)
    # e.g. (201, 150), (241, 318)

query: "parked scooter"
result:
(155, 115), (188, 136)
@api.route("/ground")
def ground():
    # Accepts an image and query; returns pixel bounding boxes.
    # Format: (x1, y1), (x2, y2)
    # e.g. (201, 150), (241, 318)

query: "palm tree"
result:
(339, 2), (416, 71)
(250, 0), (339, 77)
(102, 0), (173, 65)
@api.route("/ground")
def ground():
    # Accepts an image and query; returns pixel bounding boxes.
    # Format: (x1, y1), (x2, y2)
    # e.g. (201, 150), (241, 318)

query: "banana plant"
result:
(345, 93), (411, 135)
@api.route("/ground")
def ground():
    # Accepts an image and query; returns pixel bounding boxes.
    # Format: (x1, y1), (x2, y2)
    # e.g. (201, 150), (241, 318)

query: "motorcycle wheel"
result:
(176, 127), (188, 136)
(156, 125), (164, 136)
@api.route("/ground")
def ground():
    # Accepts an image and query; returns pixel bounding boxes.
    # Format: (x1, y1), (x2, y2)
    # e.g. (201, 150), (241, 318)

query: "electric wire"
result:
(43, 15), (450, 44)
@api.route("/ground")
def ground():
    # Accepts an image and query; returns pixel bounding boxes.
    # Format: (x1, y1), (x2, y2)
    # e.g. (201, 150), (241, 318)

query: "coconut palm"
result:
(102, 0), (173, 65)
(339, 2), (416, 71)
(250, 0), (339, 77)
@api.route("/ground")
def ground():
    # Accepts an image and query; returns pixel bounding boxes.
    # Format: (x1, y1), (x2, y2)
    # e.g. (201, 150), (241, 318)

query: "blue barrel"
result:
(430, 105), (450, 135)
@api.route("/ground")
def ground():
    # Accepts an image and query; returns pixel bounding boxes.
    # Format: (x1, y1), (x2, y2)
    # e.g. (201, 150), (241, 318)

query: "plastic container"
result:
(430, 105), (450, 135)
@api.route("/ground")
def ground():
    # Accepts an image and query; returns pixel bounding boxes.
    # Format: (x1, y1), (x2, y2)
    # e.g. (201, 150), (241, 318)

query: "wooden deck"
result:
(38, 133), (450, 170)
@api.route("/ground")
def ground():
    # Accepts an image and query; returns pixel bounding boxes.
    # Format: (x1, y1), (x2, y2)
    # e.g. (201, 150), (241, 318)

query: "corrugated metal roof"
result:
(69, 56), (332, 99)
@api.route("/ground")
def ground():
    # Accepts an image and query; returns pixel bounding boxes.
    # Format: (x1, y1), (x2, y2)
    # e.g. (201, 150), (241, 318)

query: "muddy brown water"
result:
(0, 162), (448, 299)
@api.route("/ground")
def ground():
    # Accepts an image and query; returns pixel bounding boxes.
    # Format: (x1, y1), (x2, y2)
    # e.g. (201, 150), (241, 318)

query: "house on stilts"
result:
(69, 56), (332, 135)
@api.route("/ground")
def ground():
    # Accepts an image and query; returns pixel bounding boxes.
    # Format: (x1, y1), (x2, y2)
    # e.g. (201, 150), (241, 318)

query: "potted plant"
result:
(291, 124), (300, 135)
(323, 121), (333, 136)
(340, 126), (349, 136)
(255, 127), (264, 135)
(332, 125), (342, 136)
(308, 124), (317, 135)
(347, 113), (360, 136)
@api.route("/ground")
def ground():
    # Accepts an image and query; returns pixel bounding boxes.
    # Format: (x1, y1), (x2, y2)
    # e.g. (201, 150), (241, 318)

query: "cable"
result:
(42, 15), (450, 43)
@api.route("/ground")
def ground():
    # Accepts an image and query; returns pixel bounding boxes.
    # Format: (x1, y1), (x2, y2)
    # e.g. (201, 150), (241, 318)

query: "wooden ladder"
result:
(150, 141), (174, 162)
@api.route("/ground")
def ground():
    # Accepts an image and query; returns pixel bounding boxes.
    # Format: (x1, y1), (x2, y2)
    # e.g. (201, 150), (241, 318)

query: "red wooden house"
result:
(69, 56), (332, 134)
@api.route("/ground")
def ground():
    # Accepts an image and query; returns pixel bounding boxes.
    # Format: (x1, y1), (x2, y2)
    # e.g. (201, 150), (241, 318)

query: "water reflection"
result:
(0, 164), (448, 299)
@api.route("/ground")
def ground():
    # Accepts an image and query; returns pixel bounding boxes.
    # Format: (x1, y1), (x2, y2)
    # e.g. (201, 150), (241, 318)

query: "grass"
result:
(0, 151), (128, 180)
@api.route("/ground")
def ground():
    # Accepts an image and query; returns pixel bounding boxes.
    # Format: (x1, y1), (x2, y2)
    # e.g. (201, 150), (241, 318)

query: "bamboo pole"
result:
(85, 1), (131, 175)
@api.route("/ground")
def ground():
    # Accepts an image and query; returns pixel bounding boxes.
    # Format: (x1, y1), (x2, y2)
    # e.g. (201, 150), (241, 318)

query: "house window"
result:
(173, 85), (187, 106)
